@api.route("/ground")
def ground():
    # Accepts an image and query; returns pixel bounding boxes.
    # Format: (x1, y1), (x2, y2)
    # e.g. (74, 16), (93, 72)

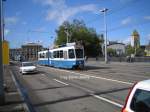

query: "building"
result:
(131, 30), (140, 48)
(107, 43), (126, 56)
(10, 48), (22, 61)
(22, 43), (43, 61)
(10, 42), (46, 61)
(145, 45), (150, 56)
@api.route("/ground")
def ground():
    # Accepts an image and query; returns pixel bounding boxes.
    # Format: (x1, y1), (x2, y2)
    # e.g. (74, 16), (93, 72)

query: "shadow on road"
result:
(84, 66), (111, 71)
(34, 87), (130, 107)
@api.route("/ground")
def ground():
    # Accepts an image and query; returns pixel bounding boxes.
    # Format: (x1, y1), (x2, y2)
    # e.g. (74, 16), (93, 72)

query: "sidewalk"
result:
(0, 65), (26, 112)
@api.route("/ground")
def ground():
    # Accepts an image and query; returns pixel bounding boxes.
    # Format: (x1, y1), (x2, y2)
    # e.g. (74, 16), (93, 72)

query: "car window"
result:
(130, 89), (150, 112)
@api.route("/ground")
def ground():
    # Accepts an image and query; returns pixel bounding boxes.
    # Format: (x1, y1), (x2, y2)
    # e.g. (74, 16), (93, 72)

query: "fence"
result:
(87, 57), (150, 62)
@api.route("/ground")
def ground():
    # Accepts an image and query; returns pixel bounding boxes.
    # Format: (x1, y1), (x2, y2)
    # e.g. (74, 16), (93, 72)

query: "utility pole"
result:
(100, 8), (108, 63)
(64, 29), (69, 44)
(0, 0), (5, 105)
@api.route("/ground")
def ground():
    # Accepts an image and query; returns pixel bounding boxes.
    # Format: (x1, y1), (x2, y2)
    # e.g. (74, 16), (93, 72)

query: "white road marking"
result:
(38, 66), (125, 108)
(53, 79), (69, 86)
(53, 78), (123, 108)
(41, 74), (45, 76)
(91, 94), (123, 108)
(43, 66), (133, 85)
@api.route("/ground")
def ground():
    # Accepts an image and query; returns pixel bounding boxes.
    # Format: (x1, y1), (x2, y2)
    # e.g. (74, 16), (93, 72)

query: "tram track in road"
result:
(38, 67), (131, 109)
(10, 64), (129, 111)
(38, 65), (134, 85)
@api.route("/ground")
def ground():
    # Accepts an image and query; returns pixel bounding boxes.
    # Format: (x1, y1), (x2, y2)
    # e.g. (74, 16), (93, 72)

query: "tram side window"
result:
(68, 49), (75, 59)
(46, 52), (48, 58)
(60, 50), (63, 58)
(39, 53), (45, 58)
(53, 51), (57, 58)
(49, 52), (51, 58)
(56, 51), (59, 58)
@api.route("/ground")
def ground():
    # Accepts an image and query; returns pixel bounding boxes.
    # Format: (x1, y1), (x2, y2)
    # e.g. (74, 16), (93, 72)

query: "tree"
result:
(55, 19), (103, 57)
(107, 48), (116, 57)
(136, 48), (145, 57)
(126, 45), (135, 56)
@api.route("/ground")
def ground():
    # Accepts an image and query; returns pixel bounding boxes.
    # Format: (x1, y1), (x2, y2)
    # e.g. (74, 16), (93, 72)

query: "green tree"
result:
(107, 48), (116, 57)
(136, 48), (145, 56)
(55, 19), (103, 57)
(126, 45), (135, 56)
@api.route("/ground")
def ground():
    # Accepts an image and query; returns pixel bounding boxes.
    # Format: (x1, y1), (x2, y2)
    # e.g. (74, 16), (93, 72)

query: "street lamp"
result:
(0, 0), (5, 105)
(100, 8), (108, 63)
(64, 27), (69, 44)
(2, 0), (6, 40)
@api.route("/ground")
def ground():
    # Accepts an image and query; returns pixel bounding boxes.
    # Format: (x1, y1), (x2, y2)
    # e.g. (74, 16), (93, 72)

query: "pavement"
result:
(0, 65), (26, 112)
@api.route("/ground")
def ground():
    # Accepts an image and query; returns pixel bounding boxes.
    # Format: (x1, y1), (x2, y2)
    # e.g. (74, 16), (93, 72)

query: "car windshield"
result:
(130, 89), (150, 112)
(22, 63), (34, 66)
(75, 49), (83, 58)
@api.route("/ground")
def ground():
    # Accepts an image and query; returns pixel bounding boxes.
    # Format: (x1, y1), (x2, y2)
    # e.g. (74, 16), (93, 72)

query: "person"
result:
(130, 54), (135, 62)
(126, 56), (130, 62)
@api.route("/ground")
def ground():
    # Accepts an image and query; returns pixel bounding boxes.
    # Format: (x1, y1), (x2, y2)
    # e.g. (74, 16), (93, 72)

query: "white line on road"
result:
(91, 94), (123, 108)
(53, 79), (69, 86)
(43, 66), (133, 85)
(53, 78), (123, 108)
(38, 66), (124, 108)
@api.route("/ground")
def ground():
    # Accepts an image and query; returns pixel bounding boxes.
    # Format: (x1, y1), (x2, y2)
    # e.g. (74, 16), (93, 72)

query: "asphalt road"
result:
(11, 61), (150, 112)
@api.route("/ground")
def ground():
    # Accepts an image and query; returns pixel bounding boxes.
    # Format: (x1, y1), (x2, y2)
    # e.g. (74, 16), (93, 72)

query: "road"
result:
(10, 61), (150, 112)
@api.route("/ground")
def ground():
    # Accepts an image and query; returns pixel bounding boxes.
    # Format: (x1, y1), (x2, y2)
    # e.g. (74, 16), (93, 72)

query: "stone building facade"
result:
(21, 43), (43, 61)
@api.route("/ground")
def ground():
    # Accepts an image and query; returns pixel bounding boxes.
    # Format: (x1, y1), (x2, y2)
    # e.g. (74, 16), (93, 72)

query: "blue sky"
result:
(4, 0), (150, 48)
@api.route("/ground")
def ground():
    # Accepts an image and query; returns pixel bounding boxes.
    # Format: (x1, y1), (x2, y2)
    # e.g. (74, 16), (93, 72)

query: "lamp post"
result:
(2, 0), (5, 40)
(64, 27), (69, 44)
(100, 8), (108, 63)
(0, 0), (5, 105)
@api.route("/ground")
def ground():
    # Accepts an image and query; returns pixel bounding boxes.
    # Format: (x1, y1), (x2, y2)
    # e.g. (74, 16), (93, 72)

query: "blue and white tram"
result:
(38, 50), (51, 66)
(38, 43), (84, 69)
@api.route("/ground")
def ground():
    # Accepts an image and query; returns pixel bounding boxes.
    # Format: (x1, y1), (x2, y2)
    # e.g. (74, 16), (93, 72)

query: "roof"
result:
(22, 42), (42, 47)
(107, 43), (125, 46)
(136, 79), (150, 91)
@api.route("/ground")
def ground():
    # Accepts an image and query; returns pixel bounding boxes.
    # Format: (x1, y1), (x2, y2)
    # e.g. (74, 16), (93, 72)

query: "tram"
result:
(38, 42), (85, 69)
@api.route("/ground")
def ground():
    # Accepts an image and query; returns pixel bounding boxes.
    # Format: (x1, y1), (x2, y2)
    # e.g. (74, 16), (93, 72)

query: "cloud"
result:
(144, 16), (150, 20)
(34, 0), (98, 25)
(5, 16), (19, 25)
(121, 17), (132, 25)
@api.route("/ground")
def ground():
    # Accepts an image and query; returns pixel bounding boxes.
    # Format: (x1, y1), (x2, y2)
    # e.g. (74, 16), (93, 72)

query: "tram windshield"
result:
(75, 49), (84, 58)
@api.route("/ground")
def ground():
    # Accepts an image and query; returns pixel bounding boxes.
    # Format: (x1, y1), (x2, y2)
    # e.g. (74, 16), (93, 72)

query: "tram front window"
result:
(75, 49), (83, 58)
(68, 49), (75, 59)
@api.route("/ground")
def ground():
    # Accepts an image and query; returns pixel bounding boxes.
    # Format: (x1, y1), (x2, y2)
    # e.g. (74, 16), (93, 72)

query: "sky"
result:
(4, 0), (150, 48)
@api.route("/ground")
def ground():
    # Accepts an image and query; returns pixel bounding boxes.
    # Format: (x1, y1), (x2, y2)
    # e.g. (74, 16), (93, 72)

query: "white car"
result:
(20, 62), (37, 74)
(122, 79), (150, 112)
